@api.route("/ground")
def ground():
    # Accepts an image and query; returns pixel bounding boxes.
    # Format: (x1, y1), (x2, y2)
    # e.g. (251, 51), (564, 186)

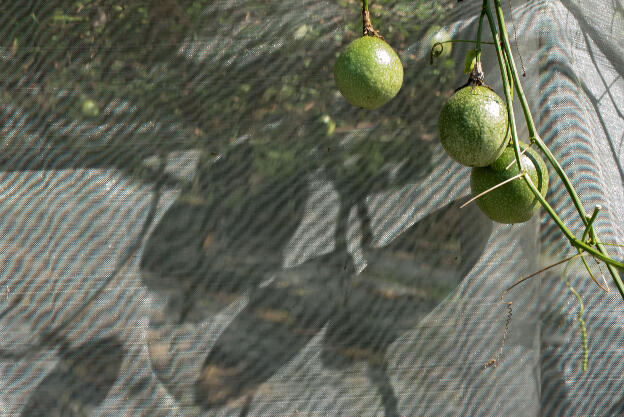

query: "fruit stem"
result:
(362, 0), (383, 39)
(490, 0), (624, 297)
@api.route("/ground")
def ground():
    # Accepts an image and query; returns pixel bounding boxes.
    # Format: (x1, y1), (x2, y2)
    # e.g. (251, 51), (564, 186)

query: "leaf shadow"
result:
(194, 251), (342, 410)
(19, 337), (125, 417)
(319, 197), (493, 417)
(192, 197), (493, 415)
(140, 141), (310, 324)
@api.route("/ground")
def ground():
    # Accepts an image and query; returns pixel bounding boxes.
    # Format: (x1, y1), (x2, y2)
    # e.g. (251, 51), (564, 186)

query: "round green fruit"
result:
(334, 36), (403, 110)
(438, 86), (509, 167)
(470, 143), (549, 224)
(81, 99), (99, 118)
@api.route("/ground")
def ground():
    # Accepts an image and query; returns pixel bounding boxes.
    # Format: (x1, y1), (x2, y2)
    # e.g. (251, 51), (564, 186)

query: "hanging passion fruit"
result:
(334, 36), (403, 110)
(471, 143), (549, 224)
(438, 86), (509, 167)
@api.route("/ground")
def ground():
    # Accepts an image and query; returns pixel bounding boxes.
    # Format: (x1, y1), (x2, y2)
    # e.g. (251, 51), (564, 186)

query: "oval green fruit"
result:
(334, 36), (403, 110)
(438, 86), (509, 167)
(470, 143), (549, 224)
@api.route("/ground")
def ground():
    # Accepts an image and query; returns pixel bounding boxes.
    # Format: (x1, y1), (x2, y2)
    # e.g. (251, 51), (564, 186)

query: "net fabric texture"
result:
(0, 0), (622, 416)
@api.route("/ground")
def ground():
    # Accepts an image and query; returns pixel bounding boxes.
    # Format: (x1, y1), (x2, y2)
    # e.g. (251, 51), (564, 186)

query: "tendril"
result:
(430, 42), (445, 64)
(430, 39), (495, 65)
(563, 261), (589, 372)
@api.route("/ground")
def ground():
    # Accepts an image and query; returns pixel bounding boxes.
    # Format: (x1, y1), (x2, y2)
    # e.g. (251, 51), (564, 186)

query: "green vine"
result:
(443, 0), (624, 370)
(477, 0), (624, 296)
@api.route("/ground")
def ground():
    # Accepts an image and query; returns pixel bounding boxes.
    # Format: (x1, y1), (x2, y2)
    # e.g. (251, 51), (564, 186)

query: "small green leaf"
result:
(463, 50), (480, 74)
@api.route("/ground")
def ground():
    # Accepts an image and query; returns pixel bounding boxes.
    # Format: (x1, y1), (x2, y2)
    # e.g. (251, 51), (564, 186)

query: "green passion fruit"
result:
(471, 143), (549, 224)
(334, 36), (403, 110)
(438, 86), (509, 167)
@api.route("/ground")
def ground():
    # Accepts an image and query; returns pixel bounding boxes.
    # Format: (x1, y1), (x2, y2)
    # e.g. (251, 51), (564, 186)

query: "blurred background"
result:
(0, 0), (622, 416)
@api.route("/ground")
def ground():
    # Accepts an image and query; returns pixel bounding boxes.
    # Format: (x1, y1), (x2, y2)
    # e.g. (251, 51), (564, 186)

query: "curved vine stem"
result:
(481, 0), (624, 299)
(430, 39), (495, 65)
(483, 3), (523, 176)
(489, 0), (624, 297)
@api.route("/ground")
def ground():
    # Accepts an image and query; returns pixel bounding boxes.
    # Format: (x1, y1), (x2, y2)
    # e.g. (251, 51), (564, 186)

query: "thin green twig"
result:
(519, 175), (624, 271)
(503, 253), (584, 295)
(582, 205), (602, 243)
(563, 261), (589, 372)
(598, 242), (624, 248)
(577, 206), (609, 292)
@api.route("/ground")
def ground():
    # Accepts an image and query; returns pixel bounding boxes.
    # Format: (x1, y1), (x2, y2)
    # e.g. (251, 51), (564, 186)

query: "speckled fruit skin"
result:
(334, 36), (403, 110)
(471, 143), (549, 224)
(438, 86), (509, 167)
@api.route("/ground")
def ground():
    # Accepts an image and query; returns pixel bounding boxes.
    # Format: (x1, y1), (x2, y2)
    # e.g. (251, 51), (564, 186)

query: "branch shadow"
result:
(320, 197), (493, 417)
(191, 197), (492, 415)
(194, 251), (342, 410)
(140, 141), (310, 324)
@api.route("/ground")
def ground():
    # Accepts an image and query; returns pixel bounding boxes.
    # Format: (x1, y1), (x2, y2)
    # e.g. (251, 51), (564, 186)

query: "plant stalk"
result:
(490, 0), (624, 293)
(480, 0), (624, 297)
(476, 8), (486, 61)
(522, 175), (624, 297)
(483, 3), (524, 174)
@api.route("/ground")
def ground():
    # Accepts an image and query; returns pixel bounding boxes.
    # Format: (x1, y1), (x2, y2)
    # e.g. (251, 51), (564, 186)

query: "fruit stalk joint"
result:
(362, 7), (383, 39)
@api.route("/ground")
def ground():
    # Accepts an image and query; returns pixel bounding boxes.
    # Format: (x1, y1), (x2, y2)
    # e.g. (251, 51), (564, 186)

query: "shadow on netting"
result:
(19, 337), (125, 417)
(191, 198), (492, 416)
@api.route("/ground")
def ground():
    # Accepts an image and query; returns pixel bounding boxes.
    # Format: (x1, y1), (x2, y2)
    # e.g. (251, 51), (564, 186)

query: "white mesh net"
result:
(0, 0), (622, 416)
